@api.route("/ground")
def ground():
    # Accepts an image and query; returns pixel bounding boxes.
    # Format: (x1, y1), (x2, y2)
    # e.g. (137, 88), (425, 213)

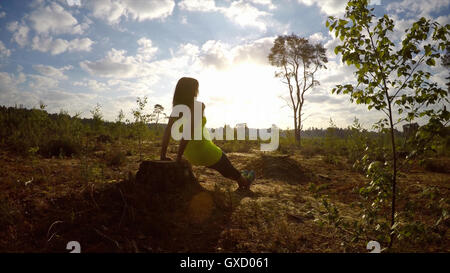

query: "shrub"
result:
(96, 134), (113, 143)
(40, 138), (81, 158)
(106, 149), (127, 167)
(421, 158), (450, 173)
(219, 141), (252, 153)
(323, 154), (339, 165)
(300, 145), (323, 158)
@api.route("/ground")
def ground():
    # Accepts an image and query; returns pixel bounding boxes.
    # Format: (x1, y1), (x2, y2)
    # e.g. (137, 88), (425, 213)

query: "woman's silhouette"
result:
(160, 77), (254, 190)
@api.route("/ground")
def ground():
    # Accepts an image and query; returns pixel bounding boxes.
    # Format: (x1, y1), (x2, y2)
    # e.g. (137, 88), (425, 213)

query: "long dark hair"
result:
(172, 77), (199, 108)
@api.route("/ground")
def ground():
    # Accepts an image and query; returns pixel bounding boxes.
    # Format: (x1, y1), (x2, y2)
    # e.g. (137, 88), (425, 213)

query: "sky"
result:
(0, 0), (448, 130)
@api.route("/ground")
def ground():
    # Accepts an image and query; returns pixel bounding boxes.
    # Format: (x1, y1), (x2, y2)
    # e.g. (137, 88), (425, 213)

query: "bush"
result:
(421, 158), (450, 173)
(219, 141), (252, 153)
(277, 143), (293, 155)
(96, 134), (113, 143)
(300, 144), (323, 158)
(106, 149), (127, 167)
(323, 153), (339, 165)
(40, 138), (81, 158)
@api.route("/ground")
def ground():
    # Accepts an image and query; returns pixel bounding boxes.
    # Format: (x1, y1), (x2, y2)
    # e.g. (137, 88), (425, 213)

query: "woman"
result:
(160, 77), (254, 190)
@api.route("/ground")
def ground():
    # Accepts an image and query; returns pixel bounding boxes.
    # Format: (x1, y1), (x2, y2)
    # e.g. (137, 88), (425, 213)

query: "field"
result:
(0, 106), (448, 253)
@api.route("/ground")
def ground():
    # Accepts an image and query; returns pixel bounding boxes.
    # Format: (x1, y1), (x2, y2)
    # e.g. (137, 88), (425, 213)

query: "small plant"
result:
(90, 103), (104, 135)
(106, 149), (127, 167)
(323, 154), (339, 166)
(320, 198), (343, 228)
(328, 0), (449, 248)
(346, 118), (369, 164)
(132, 96), (152, 161)
(96, 134), (113, 144)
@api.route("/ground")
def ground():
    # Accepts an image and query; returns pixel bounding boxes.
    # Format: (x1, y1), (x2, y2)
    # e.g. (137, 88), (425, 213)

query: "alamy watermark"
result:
(170, 100), (279, 151)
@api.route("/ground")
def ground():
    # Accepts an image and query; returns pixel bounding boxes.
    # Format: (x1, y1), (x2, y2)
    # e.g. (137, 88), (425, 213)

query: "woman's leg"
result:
(207, 152), (252, 189)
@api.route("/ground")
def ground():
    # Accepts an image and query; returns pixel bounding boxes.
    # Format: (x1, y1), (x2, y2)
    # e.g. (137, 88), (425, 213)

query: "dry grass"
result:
(0, 140), (448, 252)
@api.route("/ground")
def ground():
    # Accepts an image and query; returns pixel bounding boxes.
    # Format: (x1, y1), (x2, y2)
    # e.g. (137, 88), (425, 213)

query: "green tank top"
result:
(182, 116), (223, 166)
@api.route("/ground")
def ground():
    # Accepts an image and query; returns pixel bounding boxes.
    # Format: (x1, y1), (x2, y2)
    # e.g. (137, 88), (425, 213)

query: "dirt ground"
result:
(0, 141), (448, 252)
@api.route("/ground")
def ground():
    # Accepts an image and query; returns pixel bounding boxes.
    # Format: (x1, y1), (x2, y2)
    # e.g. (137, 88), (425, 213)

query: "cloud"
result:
(136, 37), (158, 61)
(172, 37), (276, 70)
(31, 36), (94, 55)
(6, 2), (93, 55)
(66, 0), (81, 7)
(0, 41), (11, 58)
(232, 37), (275, 65)
(0, 11), (6, 18)
(309, 32), (326, 44)
(178, 0), (217, 12)
(177, 43), (200, 57)
(179, 0), (271, 31)
(74, 79), (110, 92)
(0, 68), (98, 116)
(248, 0), (276, 10)
(222, 0), (271, 31)
(121, 0), (175, 21)
(199, 40), (231, 70)
(0, 72), (37, 108)
(0, 72), (25, 91)
(28, 74), (59, 89)
(386, 0), (450, 18)
(87, 0), (175, 24)
(435, 15), (450, 26)
(34, 89), (98, 115)
(80, 37), (157, 78)
(304, 93), (346, 104)
(33, 64), (73, 80)
(87, 0), (124, 24)
(28, 2), (88, 35)
(80, 48), (138, 78)
(7, 21), (30, 47)
(106, 78), (154, 95)
(0, 67), (98, 114)
(297, 0), (347, 16)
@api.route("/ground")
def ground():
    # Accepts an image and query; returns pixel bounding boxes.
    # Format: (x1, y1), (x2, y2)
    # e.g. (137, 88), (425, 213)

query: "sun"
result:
(196, 63), (290, 129)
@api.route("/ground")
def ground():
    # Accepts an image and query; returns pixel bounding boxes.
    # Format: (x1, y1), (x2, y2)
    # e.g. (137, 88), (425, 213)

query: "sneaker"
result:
(247, 170), (255, 182)
(241, 170), (248, 178)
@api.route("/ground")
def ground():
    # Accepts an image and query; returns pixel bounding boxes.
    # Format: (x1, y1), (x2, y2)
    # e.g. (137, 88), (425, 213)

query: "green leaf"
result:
(426, 58), (436, 66)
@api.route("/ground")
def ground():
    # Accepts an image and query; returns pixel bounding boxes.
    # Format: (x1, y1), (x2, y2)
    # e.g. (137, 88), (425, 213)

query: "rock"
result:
(135, 160), (200, 192)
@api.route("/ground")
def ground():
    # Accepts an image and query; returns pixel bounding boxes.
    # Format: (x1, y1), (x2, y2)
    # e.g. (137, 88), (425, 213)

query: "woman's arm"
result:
(160, 116), (176, 160)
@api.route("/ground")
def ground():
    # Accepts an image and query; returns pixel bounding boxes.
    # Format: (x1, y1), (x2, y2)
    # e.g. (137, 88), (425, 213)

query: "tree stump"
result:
(135, 160), (200, 193)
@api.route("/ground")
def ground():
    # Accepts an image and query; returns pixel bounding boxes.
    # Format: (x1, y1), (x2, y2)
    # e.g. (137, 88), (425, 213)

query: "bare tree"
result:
(268, 34), (328, 145)
(151, 104), (166, 125)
